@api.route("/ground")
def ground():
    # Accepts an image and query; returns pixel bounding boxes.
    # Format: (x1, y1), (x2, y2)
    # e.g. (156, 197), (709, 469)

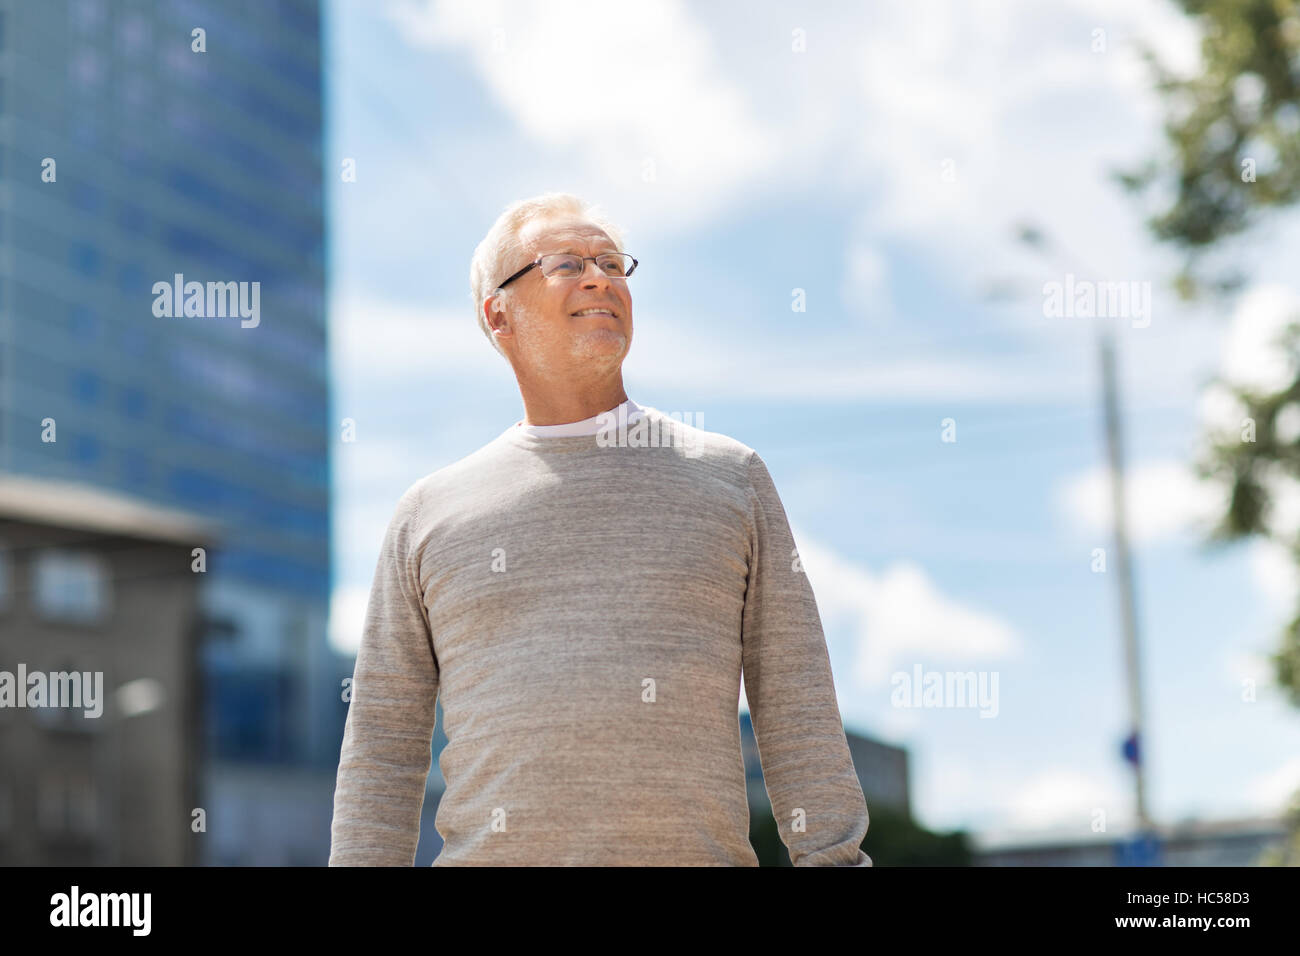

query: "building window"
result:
(122, 387), (149, 420)
(117, 263), (146, 295)
(69, 304), (101, 340)
(116, 15), (149, 57)
(69, 46), (104, 90)
(72, 369), (101, 403)
(73, 436), (101, 464)
(71, 0), (106, 33)
(69, 242), (100, 278)
(38, 772), (98, 836)
(123, 451), (152, 489)
(207, 664), (294, 762)
(33, 550), (111, 623)
(71, 182), (102, 213)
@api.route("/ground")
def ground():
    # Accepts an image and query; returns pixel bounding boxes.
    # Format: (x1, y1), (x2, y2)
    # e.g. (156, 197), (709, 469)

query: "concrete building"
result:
(0, 475), (213, 864)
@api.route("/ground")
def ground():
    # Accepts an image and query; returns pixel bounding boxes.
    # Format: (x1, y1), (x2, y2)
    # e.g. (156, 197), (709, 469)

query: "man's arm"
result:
(329, 485), (440, 866)
(740, 451), (872, 866)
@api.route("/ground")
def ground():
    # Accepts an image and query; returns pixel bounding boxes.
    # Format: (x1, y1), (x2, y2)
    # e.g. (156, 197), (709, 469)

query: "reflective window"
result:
(69, 242), (100, 277)
(71, 182), (102, 213)
(117, 203), (148, 236)
(117, 263), (146, 295)
(69, 305), (101, 340)
(206, 662), (294, 761)
(122, 386), (149, 419)
(72, 369), (100, 403)
(69, 47), (104, 89)
(71, 0), (106, 33)
(73, 436), (100, 464)
(116, 15), (150, 57)
(123, 451), (152, 488)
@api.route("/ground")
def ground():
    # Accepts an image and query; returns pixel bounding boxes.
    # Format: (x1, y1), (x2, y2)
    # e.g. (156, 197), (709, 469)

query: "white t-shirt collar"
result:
(514, 398), (644, 437)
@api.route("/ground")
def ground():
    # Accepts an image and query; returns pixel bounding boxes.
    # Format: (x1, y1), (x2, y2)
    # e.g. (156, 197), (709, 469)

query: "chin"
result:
(572, 330), (628, 363)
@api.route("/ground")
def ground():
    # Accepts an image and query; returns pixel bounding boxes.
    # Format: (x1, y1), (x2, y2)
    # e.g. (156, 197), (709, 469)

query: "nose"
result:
(579, 258), (611, 287)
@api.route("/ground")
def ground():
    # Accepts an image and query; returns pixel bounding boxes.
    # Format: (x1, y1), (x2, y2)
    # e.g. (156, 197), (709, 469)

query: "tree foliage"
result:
(1116, 0), (1300, 298)
(1121, 1), (1300, 863)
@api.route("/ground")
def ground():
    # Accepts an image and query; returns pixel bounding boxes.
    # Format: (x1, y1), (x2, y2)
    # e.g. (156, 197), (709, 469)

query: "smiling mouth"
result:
(571, 308), (619, 318)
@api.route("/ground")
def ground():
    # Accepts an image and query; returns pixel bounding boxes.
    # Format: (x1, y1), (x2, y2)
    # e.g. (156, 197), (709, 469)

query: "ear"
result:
(484, 290), (504, 326)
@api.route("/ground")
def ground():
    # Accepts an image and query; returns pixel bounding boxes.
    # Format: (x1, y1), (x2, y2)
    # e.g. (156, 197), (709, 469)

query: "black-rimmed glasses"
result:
(495, 253), (638, 289)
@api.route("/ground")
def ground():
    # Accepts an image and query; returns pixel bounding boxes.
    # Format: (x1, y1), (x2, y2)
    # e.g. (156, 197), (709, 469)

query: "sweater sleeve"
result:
(740, 451), (872, 866)
(329, 485), (440, 866)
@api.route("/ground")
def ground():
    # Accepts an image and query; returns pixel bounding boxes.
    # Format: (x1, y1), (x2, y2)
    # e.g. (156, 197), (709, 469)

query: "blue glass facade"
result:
(0, 0), (340, 795)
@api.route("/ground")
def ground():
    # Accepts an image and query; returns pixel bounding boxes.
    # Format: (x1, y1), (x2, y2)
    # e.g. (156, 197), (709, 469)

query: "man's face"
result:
(490, 217), (633, 374)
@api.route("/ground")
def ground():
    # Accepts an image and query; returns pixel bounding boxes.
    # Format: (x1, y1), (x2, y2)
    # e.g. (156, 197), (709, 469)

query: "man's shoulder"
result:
(400, 429), (512, 496)
(390, 430), (515, 516)
(639, 405), (757, 467)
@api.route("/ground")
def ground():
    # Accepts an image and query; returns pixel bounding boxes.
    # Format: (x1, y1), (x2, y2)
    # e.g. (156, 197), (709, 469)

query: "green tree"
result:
(748, 804), (972, 866)
(1116, 0), (1300, 299)
(1117, 0), (1300, 865)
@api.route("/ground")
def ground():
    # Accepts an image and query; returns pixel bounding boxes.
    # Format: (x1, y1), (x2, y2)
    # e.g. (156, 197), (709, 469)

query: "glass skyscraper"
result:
(0, 0), (342, 863)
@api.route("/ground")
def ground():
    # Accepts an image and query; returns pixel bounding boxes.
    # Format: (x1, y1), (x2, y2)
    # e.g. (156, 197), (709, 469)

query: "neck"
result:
(517, 375), (629, 426)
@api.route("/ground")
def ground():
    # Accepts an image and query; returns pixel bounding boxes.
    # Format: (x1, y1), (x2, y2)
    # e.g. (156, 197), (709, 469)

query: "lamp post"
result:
(1005, 223), (1153, 842)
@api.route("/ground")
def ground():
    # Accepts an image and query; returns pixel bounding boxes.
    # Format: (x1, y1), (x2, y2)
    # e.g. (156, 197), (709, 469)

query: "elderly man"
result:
(329, 192), (871, 866)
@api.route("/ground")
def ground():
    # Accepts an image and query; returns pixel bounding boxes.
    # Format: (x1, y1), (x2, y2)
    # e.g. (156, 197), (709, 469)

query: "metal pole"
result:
(1099, 325), (1150, 832)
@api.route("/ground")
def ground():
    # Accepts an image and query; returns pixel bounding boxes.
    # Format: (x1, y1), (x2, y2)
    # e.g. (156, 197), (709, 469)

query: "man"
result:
(328, 192), (871, 866)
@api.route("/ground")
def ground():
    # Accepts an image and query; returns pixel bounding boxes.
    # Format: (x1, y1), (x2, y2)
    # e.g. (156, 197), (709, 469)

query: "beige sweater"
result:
(328, 405), (871, 866)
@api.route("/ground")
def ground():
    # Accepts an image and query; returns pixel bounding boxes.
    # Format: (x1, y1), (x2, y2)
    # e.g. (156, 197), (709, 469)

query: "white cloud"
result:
(329, 585), (372, 656)
(1194, 283), (1300, 607)
(1255, 462), (1300, 542)
(1005, 768), (1128, 830)
(1056, 459), (1223, 544)
(792, 530), (1020, 689)
(827, 0), (1228, 424)
(625, 312), (1096, 403)
(847, 0), (1196, 251)
(363, 0), (1232, 414)
(330, 291), (508, 382)
(1220, 644), (1278, 694)
(384, 0), (781, 233)
(1250, 538), (1300, 611)
(842, 240), (891, 323)
(337, 289), (1097, 404)
(1215, 284), (1300, 395)
(921, 754), (1131, 837)
(1197, 381), (1252, 441)
(873, 701), (926, 739)
(1068, 0), (1203, 87)
(1241, 756), (1300, 817)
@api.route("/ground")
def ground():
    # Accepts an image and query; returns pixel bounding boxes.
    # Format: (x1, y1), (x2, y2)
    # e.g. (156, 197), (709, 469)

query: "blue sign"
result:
(1115, 831), (1162, 867)
(1122, 731), (1141, 766)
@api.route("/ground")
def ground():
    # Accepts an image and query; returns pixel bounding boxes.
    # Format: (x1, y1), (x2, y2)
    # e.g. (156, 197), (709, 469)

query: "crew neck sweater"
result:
(514, 397), (644, 437)
(328, 404), (871, 866)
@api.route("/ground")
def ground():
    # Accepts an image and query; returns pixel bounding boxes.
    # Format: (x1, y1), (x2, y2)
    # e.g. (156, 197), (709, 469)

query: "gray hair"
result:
(469, 192), (627, 358)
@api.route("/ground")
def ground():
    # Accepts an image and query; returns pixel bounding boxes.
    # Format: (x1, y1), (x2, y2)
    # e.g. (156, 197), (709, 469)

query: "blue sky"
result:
(322, 0), (1300, 844)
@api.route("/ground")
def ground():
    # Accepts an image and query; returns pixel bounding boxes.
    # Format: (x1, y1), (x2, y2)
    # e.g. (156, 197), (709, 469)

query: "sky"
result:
(321, 0), (1300, 844)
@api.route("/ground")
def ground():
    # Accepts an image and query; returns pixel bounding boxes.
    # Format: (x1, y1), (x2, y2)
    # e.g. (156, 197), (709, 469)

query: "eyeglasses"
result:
(495, 252), (638, 290)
